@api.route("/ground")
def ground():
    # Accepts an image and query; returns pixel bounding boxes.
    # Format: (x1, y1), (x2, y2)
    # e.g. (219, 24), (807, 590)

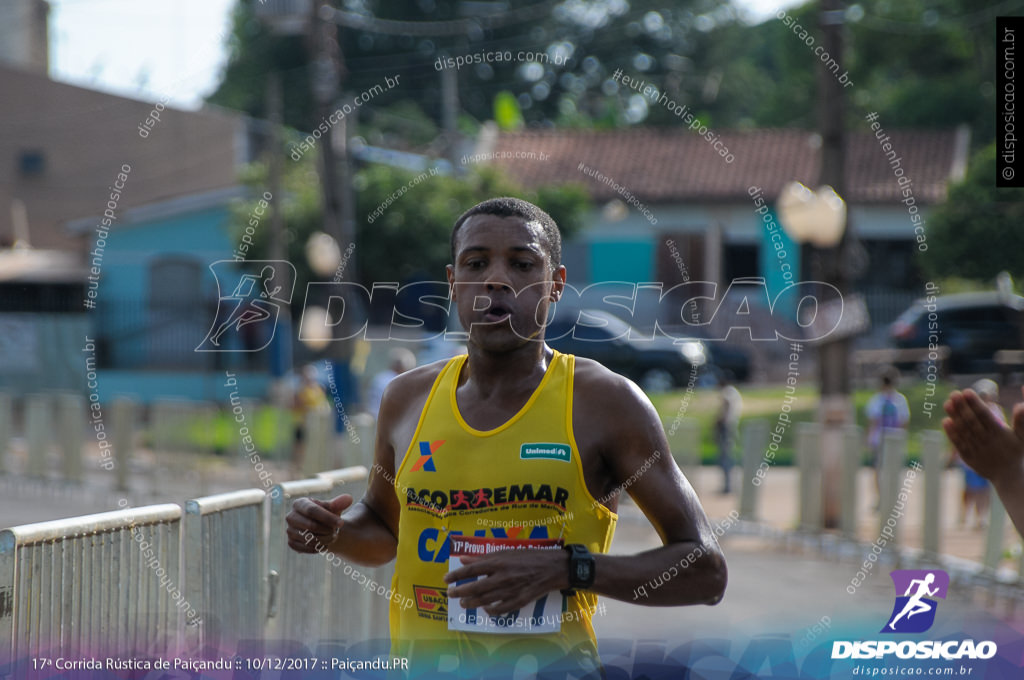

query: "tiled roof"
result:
(487, 127), (964, 204)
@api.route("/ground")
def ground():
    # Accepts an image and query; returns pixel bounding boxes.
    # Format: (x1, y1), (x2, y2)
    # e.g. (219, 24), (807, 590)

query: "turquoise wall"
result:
(590, 239), (655, 284)
(97, 205), (235, 303)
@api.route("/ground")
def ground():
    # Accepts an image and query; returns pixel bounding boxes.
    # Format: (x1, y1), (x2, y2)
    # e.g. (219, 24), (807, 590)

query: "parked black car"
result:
(889, 292), (1024, 374)
(677, 329), (752, 383)
(545, 309), (711, 392)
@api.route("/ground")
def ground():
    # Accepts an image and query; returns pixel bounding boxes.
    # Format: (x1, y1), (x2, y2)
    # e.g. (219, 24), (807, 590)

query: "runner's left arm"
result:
(446, 373), (727, 616)
(579, 376), (727, 607)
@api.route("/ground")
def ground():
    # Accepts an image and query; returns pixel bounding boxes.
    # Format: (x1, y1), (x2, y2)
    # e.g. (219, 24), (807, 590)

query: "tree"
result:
(230, 151), (590, 303)
(209, 0), (1006, 147)
(207, 0), (736, 130)
(921, 143), (1024, 281)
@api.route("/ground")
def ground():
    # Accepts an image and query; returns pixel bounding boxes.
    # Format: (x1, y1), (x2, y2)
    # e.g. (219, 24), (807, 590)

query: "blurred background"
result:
(1, 0), (1024, 645)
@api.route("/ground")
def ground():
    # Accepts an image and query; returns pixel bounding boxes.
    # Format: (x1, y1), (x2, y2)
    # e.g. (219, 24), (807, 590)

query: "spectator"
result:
(293, 364), (328, 471)
(714, 378), (742, 494)
(865, 368), (910, 506)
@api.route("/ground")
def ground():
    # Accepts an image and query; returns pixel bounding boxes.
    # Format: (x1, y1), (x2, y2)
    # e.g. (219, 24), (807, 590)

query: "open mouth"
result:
(482, 304), (512, 323)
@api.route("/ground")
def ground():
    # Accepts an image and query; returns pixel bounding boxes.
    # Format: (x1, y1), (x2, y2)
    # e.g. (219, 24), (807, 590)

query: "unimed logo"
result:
(520, 443), (571, 462)
(831, 569), (997, 661)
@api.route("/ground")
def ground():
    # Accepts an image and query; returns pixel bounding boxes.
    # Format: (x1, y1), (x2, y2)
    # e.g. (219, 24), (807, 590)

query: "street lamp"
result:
(300, 231), (344, 353)
(299, 305), (332, 352)
(305, 231), (342, 278)
(776, 182), (847, 248)
(777, 180), (860, 530)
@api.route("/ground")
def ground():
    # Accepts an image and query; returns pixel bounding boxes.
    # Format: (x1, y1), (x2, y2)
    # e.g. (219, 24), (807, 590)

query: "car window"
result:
(545, 320), (573, 340)
(894, 305), (923, 327)
(941, 306), (1008, 326)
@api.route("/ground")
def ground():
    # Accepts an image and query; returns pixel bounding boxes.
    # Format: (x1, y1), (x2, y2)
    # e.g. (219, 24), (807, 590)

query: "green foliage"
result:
(228, 152), (324, 297)
(922, 143), (1024, 281)
(208, 0), (1006, 147)
(928, 278), (994, 295)
(207, 1), (313, 129)
(358, 100), (440, 149)
(493, 91), (525, 131)
(839, 0), (1001, 144)
(353, 164), (589, 284)
(230, 153), (590, 303)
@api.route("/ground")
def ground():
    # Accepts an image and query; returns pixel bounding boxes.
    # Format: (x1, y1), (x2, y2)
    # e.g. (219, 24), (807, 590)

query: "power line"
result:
(854, 0), (1024, 34)
(324, 1), (559, 37)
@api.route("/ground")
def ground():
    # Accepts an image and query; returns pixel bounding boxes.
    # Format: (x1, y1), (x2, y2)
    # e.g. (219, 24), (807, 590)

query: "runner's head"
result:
(450, 197), (562, 272)
(880, 367), (898, 391)
(447, 197), (566, 352)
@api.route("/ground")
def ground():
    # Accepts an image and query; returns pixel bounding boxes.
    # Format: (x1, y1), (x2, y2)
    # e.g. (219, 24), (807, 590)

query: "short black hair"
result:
(450, 197), (561, 271)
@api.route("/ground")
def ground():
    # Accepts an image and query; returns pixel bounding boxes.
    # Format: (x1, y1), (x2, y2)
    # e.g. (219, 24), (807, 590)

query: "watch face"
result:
(575, 562), (593, 581)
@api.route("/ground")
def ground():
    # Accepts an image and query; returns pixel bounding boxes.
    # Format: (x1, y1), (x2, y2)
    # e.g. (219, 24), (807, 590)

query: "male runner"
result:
(286, 197), (727, 676)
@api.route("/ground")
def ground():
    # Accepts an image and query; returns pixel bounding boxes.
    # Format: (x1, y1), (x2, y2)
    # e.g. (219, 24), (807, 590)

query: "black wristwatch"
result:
(561, 544), (595, 596)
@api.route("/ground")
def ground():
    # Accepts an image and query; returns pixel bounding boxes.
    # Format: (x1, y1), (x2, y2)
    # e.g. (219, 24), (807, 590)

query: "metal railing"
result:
(0, 504), (182, 664)
(0, 466), (388, 671)
(184, 488), (266, 649)
(264, 466), (392, 645)
(667, 417), (1024, 588)
(0, 392), (371, 484)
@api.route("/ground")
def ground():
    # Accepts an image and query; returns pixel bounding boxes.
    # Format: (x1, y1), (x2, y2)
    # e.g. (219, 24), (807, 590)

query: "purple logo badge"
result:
(882, 570), (949, 634)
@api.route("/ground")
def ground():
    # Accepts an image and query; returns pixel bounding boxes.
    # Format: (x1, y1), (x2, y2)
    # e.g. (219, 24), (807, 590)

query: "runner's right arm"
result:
(285, 375), (410, 567)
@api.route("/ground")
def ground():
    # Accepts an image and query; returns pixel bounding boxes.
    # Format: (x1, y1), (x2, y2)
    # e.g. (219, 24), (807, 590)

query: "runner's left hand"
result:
(444, 548), (570, 617)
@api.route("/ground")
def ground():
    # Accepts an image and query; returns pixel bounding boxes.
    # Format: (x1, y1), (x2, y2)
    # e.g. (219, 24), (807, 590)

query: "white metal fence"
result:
(0, 466), (389, 674)
(266, 467), (392, 645)
(0, 504), (183, 663)
(184, 488), (266, 649)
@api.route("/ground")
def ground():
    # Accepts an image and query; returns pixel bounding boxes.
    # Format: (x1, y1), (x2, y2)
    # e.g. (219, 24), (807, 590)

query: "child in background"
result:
(292, 364), (329, 471)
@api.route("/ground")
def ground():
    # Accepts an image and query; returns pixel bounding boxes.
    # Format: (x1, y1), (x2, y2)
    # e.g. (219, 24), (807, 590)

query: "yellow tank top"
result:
(388, 350), (617, 675)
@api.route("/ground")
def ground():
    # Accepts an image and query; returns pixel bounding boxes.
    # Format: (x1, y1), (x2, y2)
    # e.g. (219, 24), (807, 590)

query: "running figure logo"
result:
(196, 260), (295, 352)
(882, 570), (949, 634)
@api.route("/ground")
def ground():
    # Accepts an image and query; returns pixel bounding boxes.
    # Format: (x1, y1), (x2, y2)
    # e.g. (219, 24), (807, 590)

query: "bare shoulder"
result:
(570, 355), (658, 422)
(568, 355), (671, 493)
(380, 357), (452, 414)
(376, 356), (458, 465)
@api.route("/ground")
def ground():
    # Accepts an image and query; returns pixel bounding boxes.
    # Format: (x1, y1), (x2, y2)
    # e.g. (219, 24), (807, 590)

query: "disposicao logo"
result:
(520, 443), (571, 462)
(832, 569), (997, 661)
(882, 570), (948, 634)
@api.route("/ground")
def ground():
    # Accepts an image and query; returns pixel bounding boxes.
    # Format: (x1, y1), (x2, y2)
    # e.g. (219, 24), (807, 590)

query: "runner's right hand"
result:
(286, 494), (354, 553)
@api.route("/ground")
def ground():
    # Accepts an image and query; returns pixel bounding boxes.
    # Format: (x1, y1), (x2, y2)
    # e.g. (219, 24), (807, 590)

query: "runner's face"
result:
(447, 215), (565, 352)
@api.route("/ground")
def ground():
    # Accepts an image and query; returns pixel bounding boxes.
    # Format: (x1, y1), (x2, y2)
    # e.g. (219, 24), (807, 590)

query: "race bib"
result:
(447, 535), (565, 634)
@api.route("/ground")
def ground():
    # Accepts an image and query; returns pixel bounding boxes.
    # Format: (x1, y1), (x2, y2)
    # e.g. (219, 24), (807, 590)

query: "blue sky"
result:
(49, 0), (237, 109)
(48, 0), (802, 110)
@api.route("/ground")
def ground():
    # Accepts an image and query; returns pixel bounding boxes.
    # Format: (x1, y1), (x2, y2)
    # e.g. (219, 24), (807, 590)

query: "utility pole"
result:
(441, 64), (461, 169)
(310, 0), (345, 253)
(267, 70), (286, 267)
(817, 0), (850, 400)
(265, 69), (292, 379)
(816, 0), (853, 529)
